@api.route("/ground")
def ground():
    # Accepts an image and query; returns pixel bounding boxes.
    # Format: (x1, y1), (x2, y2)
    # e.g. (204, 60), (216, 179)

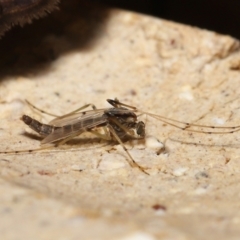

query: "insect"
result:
(1, 99), (149, 174)
(1, 98), (240, 174)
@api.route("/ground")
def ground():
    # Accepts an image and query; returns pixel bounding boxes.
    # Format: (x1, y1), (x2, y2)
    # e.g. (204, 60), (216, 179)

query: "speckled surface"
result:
(1, 1), (240, 240)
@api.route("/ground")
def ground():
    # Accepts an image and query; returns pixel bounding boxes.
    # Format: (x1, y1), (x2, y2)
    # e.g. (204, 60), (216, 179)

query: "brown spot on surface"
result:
(37, 169), (55, 176)
(152, 204), (167, 211)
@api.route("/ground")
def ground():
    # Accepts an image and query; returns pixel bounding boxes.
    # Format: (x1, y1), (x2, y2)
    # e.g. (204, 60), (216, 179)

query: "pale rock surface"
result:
(0, 2), (240, 240)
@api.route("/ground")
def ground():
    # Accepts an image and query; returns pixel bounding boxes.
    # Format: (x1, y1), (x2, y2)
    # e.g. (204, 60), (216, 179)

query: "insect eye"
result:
(136, 121), (145, 137)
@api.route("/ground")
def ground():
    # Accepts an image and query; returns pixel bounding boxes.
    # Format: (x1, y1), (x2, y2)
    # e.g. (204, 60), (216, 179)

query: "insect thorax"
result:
(104, 108), (145, 139)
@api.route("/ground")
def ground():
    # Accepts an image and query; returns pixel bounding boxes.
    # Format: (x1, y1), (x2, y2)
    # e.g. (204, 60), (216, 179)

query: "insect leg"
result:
(107, 124), (149, 175)
(26, 100), (59, 117)
(56, 104), (97, 119)
(87, 130), (112, 141)
(26, 100), (97, 118)
(146, 112), (240, 134)
(0, 145), (57, 155)
(108, 117), (142, 138)
(107, 98), (137, 110)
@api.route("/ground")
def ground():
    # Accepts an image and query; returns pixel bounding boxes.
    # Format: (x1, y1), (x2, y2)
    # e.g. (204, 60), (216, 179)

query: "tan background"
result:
(1, 1), (240, 239)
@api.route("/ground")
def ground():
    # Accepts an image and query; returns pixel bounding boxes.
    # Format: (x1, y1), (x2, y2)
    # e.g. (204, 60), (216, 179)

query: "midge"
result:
(2, 98), (240, 174)
(2, 99), (149, 174)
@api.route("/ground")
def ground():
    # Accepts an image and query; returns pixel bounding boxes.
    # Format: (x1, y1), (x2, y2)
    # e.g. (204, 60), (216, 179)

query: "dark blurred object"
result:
(0, 0), (109, 76)
(93, 0), (240, 39)
(0, 0), (59, 37)
(0, 0), (239, 39)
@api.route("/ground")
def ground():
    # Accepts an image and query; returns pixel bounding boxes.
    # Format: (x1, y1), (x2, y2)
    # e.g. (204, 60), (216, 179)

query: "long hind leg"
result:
(106, 123), (149, 175)
(26, 99), (98, 118)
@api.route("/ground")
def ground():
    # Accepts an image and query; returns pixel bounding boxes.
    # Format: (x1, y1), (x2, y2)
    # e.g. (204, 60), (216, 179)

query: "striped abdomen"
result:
(21, 115), (57, 136)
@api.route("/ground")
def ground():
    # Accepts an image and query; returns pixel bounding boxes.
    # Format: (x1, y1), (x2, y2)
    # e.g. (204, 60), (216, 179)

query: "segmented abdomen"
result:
(21, 115), (56, 136)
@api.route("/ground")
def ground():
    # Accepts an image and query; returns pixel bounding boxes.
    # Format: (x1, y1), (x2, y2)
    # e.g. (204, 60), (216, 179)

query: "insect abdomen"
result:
(21, 115), (55, 136)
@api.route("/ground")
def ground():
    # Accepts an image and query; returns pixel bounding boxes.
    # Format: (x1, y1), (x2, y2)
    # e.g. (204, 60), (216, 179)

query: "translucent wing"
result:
(41, 116), (107, 145)
(49, 109), (107, 127)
